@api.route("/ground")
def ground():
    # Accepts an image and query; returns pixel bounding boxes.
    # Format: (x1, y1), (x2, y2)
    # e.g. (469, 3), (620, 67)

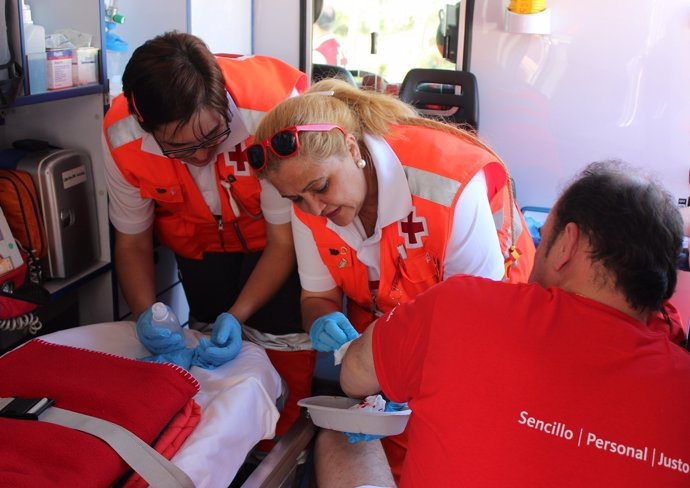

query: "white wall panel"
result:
(253, 0), (301, 68)
(470, 0), (690, 208)
(109, 0), (188, 59)
(190, 0), (252, 54)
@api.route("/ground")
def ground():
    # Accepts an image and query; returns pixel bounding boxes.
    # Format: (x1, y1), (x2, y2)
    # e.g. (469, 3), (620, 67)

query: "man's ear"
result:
(553, 222), (580, 270)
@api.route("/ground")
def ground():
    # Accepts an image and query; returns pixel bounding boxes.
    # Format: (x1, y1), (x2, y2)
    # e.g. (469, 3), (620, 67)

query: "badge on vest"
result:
(399, 208), (428, 249)
(325, 246), (351, 269)
(222, 143), (251, 176)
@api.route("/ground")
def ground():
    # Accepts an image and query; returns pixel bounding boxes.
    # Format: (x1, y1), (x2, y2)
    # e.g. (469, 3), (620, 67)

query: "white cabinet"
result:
(0, 0), (112, 330)
(0, 94), (114, 325)
(16, 0), (105, 100)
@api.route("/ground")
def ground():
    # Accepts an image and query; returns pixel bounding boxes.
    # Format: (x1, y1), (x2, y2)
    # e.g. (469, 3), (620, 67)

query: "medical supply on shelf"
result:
(46, 48), (73, 90)
(105, 4), (128, 99)
(22, 1), (47, 94)
(72, 47), (98, 85)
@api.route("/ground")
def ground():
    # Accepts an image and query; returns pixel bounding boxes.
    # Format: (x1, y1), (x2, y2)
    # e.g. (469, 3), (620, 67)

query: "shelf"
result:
(43, 260), (112, 300)
(13, 84), (106, 107)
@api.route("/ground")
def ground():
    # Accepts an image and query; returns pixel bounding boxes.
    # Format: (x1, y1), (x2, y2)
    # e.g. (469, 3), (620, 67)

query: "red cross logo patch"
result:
(399, 209), (428, 248)
(223, 143), (250, 176)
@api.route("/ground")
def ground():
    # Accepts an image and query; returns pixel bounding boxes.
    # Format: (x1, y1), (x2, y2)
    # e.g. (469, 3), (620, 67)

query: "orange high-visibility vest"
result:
(104, 55), (306, 259)
(296, 125), (535, 331)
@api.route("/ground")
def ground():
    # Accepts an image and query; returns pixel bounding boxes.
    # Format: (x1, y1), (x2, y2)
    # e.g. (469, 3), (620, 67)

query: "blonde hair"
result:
(253, 78), (501, 175)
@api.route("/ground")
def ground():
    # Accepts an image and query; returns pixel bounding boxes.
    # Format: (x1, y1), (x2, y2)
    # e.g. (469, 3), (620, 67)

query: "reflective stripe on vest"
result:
(107, 115), (146, 150)
(239, 107), (268, 135)
(403, 166), (461, 208)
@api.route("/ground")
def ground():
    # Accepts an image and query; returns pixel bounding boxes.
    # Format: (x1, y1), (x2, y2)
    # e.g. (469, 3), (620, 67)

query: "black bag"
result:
(0, 0), (23, 108)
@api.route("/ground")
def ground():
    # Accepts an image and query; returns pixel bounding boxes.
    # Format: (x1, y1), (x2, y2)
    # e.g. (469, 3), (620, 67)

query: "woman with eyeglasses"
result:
(249, 78), (536, 487)
(102, 31), (313, 444)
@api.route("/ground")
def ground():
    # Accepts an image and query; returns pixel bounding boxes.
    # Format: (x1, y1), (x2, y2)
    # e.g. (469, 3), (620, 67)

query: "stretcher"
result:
(1, 321), (316, 488)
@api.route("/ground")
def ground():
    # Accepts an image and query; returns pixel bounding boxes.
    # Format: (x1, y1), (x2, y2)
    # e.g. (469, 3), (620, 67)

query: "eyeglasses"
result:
(160, 125), (232, 159)
(245, 124), (345, 171)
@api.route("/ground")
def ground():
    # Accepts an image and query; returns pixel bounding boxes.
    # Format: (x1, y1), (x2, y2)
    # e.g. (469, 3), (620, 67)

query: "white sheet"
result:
(41, 321), (283, 488)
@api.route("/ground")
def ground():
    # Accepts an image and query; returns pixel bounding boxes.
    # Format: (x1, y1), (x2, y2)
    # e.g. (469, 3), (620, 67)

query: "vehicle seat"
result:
(311, 63), (357, 86)
(520, 206), (550, 248)
(398, 68), (479, 131)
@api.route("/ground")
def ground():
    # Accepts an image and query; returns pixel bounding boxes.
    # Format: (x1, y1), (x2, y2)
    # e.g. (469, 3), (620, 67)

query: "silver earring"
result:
(357, 159), (366, 169)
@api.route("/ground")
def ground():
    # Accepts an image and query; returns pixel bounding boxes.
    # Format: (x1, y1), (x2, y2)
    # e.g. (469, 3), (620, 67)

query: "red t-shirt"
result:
(374, 275), (690, 487)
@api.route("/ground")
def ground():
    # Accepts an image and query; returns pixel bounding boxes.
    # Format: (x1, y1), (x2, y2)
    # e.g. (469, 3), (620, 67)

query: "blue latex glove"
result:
(345, 401), (409, 444)
(140, 348), (196, 370)
(192, 312), (242, 369)
(309, 311), (359, 352)
(136, 305), (185, 355)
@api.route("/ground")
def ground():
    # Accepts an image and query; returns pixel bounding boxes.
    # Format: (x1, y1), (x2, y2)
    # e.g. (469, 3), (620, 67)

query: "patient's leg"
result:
(315, 428), (396, 488)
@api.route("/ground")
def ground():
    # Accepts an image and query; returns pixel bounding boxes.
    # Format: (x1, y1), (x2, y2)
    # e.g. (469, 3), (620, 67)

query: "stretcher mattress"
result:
(37, 321), (283, 488)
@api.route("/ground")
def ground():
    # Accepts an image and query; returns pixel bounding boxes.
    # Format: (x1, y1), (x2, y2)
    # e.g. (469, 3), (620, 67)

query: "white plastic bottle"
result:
(22, 1), (47, 94)
(150, 302), (183, 338)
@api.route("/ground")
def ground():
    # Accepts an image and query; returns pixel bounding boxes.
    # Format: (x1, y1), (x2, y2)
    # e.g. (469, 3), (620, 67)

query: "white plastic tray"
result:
(297, 395), (411, 436)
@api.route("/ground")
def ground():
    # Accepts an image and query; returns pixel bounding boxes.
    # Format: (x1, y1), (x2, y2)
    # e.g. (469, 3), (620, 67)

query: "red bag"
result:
(0, 249), (38, 318)
(0, 170), (50, 331)
(0, 246), (47, 334)
(0, 169), (47, 260)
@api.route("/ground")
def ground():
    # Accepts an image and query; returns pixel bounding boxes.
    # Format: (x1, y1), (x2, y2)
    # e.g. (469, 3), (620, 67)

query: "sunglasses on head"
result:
(245, 124), (345, 171)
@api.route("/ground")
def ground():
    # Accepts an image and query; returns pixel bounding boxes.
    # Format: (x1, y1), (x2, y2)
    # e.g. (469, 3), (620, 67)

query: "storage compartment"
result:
(17, 148), (100, 279)
(116, 245), (190, 324)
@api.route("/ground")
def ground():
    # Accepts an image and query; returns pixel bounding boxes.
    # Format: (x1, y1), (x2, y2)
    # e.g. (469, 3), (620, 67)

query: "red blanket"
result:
(123, 398), (201, 488)
(0, 339), (200, 488)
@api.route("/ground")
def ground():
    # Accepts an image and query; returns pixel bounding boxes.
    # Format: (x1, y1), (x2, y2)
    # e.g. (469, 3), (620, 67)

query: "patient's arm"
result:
(315, 429), (396, 488)
(340, 321), (381, 398)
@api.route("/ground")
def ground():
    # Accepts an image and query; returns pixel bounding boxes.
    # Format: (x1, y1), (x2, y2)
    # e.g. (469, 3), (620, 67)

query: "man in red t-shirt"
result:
(339, 160), (690, 487)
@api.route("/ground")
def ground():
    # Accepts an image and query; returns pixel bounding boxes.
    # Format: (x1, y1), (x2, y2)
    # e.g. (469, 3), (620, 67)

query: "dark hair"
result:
(121, 31), (229, 134)
(546, 160), (682, 311)
(316, 5), (336, 30)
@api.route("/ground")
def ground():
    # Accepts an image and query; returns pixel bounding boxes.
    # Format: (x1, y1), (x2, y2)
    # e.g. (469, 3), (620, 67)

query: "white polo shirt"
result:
(293, 133), (505, 293)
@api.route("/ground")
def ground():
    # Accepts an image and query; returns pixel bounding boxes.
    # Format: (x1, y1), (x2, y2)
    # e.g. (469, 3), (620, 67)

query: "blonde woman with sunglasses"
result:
(250, 78), (536, 487)
(102, 32), (315, 446)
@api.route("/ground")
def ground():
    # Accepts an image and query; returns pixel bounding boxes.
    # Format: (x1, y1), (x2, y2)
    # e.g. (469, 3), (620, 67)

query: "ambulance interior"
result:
(0, 0), (688, 487)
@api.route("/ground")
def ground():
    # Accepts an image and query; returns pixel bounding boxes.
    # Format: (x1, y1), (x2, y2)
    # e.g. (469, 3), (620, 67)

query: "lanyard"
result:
(216, 145), (263, 221)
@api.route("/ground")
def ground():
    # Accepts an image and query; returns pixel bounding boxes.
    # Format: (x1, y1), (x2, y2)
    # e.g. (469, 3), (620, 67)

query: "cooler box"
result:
(17, 148), (100, 279)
